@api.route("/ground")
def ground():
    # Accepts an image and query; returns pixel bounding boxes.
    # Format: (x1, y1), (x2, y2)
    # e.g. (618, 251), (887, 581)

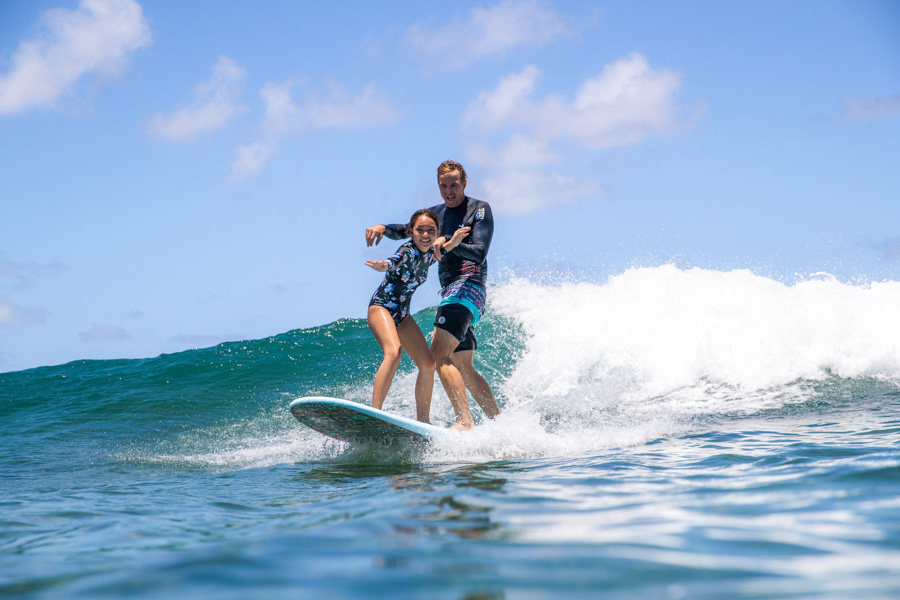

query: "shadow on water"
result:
(295, 460), (512, 539)
(280, 460), (517, 599)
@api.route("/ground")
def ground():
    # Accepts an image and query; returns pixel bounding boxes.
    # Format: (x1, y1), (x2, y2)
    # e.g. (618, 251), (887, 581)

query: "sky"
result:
(1, 0), (898, 373)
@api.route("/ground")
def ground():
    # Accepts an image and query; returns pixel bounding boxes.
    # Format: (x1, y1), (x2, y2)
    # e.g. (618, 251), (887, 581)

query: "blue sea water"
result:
(2, 266), (900, 599)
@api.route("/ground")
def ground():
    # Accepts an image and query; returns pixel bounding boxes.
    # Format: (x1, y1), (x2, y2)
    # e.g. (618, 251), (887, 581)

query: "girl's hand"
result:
(431, 236), (448, 261)
(365, 260), (389, 272)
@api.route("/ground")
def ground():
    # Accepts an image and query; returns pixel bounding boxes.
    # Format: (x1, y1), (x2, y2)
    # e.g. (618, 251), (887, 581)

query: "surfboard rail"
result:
(289, 396), (452, 443)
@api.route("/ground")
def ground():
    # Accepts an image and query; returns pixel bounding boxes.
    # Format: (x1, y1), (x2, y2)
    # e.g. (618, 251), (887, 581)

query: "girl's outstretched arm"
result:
(365, 260), (389, 272)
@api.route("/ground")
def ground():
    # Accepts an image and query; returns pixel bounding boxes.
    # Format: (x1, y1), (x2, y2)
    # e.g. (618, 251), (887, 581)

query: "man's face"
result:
(438, 170), (466, 209)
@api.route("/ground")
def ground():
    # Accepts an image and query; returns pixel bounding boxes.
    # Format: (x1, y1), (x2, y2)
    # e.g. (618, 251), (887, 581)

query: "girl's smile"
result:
(410, 214), (438, 252)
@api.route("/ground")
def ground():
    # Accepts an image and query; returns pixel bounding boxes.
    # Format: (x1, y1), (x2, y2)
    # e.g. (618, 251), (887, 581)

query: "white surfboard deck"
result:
(289, 396), (452, 443)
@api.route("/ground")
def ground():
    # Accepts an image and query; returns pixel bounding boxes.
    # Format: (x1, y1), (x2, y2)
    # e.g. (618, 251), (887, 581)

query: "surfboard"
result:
(289, 396), (452, 443)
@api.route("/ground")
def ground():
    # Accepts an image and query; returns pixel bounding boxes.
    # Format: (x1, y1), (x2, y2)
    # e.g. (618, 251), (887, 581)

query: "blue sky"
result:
(1, 0), (898, 373)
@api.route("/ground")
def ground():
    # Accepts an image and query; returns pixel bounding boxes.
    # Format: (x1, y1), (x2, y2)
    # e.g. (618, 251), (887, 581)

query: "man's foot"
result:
(449, 420), (474, 431)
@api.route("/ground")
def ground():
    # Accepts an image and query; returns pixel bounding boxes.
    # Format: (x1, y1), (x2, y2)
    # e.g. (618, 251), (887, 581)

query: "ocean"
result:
(3, 265), (899, 599)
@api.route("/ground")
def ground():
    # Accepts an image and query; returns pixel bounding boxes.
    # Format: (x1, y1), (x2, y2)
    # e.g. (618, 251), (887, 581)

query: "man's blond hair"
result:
(437, 160), (467, 183)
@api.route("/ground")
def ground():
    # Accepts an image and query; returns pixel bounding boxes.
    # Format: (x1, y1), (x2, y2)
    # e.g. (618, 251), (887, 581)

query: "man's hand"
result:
(432, 226), (470, 261)
(365, 225), (386, 247)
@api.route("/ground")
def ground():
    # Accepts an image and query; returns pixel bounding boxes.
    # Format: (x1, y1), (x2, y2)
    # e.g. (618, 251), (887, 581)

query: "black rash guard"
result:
(383, 196), (493, 289)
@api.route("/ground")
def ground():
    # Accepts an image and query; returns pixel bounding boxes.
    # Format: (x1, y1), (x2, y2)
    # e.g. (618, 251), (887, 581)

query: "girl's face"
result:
(410, 215), (438, 252)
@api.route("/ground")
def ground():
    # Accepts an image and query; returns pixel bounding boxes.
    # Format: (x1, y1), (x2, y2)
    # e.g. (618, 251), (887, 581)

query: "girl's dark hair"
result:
(406, 209), (440, 236)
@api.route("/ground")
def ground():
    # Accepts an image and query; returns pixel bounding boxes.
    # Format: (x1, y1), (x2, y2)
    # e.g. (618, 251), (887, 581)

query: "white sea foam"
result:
(490, 266), (900, 403)
(363, 266), (900, 461)
(163, 266), (900, 467)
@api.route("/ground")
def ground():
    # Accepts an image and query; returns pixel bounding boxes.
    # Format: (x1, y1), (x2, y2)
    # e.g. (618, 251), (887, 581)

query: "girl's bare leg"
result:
(367, 305), (402, 410)
(397, 317), (436, 423)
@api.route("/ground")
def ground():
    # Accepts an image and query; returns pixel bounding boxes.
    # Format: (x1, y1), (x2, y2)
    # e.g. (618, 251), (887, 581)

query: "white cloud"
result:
(0, 297), (48, 329)
(461, 54), (701, 214)
(874, 237), (900, 261)
(0, 254), (59, 329)
(306, 82), (402, 128)
(79, 324), (129, 342)
(167, 333), (235, 348)
(0, 253), (65, 290)
(481, 168), (605, 216)
(148, 56), (247, 141)
(230, 140), (278, 182)
(464, 54), (691, 148)
(230, 79), (400, 181)
(405, 0), (570, 70)
(0, 0), (150, 115)
(844, 93), (900, 120)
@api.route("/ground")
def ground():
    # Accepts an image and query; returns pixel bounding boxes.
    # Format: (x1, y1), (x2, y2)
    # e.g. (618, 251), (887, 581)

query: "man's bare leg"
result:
(451, 349), (500, 418)
(431, 328), (474, 430)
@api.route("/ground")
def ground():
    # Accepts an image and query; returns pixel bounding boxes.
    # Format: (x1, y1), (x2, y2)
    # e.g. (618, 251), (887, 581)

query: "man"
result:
(365, 160), (500, 429)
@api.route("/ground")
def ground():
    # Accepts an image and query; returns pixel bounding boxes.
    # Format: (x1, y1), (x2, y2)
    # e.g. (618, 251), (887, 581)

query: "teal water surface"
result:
(3, 289), (900, 598)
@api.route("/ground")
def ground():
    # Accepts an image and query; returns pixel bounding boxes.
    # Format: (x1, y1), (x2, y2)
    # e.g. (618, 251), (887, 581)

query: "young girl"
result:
(365, 209), (470, 423)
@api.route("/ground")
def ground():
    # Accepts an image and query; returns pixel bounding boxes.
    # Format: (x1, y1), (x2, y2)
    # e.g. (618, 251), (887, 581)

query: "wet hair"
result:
(437, 160), (467, 184)
(406, 208), (441, 236)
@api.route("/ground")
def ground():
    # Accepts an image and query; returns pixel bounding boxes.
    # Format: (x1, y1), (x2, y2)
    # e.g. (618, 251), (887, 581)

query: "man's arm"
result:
(382, 223), (408, 240)
(431, 226), (471, 262)
(364, 223), (407, 247)
(446, 202), (493, 263)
